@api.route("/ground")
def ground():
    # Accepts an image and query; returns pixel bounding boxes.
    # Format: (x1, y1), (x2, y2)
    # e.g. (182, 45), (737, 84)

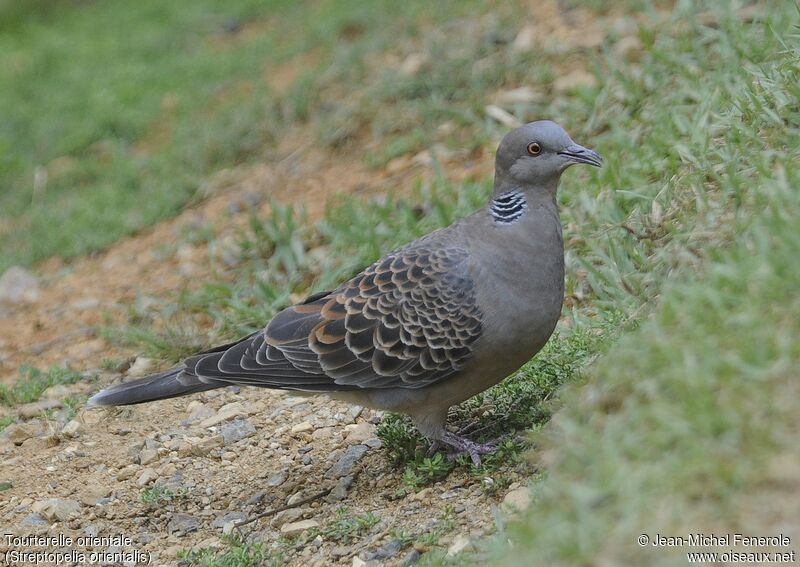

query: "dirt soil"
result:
(0, 2), (649, 564)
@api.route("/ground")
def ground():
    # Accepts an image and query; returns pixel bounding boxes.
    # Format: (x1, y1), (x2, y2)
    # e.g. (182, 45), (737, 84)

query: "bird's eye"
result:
(527, 142), (541, 156)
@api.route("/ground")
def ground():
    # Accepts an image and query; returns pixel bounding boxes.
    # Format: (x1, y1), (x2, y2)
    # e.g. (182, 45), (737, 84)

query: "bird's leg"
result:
(439, 431), (497, 467)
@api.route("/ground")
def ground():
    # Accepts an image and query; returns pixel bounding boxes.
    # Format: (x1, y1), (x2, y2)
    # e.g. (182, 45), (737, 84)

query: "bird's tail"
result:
(87, 367), (220, 406)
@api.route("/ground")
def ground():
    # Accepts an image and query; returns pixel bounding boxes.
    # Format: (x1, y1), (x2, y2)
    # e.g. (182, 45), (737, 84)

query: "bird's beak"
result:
(558, 143), (603, 168)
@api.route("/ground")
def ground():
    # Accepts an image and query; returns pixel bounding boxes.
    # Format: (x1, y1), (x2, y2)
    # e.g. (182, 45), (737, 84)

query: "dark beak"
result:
(558, 143), (603, 167)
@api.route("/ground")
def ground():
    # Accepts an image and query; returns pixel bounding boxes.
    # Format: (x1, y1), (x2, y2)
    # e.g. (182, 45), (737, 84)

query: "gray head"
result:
(494, 120), (602, 192)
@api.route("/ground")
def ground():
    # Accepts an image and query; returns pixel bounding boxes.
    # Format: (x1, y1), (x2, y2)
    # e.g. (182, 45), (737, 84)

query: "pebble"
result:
(178, 435), (224, 457)
(291, 421), (313, 434)
(61, 420), (82, 437)
(167, 513), (199, 535)
(331, 545), (351, 558)
(280, 519), (319, 537)
(137, 468), (158, 486)
(271, 508), (304, 528)
(200, 402), (247, 428)
(186, 401), (214, 422)
(211, 511), (246, 529)
(266, 470), (287, 487)
(32, 498), (81, 522)
(311, 427), (333, 440)
(18, 399), (62, 419)
(327, 475), (354, 502)
(220, 418), (256, 444)
(116, 465), (139, 481)
(22, 513), (48, 526)
(501, 486), (531, 515)
(344, 422), (376, 444)
(3, 423), (34, 445)
(80, 486), (111, 506)
(139, 448), (159, 466)
(324, 445), (369, 479)
(367, 539), (403, 560)
(351, 556), (367, 567)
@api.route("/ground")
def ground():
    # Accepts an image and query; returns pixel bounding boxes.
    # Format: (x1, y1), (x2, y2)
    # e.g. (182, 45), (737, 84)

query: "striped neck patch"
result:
(490, 190), (528, 224)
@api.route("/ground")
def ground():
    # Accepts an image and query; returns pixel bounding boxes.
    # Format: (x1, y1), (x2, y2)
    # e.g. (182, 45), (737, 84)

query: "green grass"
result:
(0, 0), (487, 272)
(312, 507), (381, 545)
(0, 366), (86, 406)
(179, 535), (285, 567)
(140, 483), (188, 506)
(489, 3), (800, 566)
(0, 416), (14, 432)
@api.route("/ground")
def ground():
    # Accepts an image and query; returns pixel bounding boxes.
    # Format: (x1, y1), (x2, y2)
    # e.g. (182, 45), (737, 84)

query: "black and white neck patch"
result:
(490, 190), (528, 224)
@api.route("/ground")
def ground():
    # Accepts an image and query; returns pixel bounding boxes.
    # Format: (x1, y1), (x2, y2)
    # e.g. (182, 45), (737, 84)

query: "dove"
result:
(89, 120), (602, 465)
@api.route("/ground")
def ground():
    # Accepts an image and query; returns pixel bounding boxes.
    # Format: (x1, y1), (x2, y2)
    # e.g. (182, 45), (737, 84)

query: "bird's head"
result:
(494, 120), (602, 191)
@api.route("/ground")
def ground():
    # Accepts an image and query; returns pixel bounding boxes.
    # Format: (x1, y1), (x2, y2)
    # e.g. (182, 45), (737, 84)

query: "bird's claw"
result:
(438, 431), (498, 467)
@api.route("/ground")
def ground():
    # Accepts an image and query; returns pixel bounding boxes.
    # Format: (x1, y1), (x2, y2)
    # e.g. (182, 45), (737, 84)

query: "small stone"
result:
(3, 423), (33, 445)
(287, 491), (307, 506)
(446, 534), (472, 557)
(127, 357), (155, 378)
(349, 405), (364, 420)
(18, 399), (62, 419)
(137, 468), (158, 486)
(117, 465), (139, 481)
(32, 498), (81, 522)
(186, 401), (214, 422)
(179, 435), (223, 457)
(311, 427), (333, 440)
(280, 519), (319, 537)
(220, 418), (256, 445)
(222, 522), (236, 535)
(211, 511), (246, 529)
(0, 266), (40, 303)
(331, 545), (351, 558)
(327, 475), (354, 502)
(80, 486), (111, 506)
(61, 420), (82, 437)
(167, 513), (199, 535)
(367, 539), (403, 560)
(199, 402), (246, 428)
(344, 423), (376, 444)
(139, 448), (159, 466)
(266, 470), (287, 487)
(502, 486), (531, 514)
(291, 421), (313, 434)
(351, 556), (366, 567)
(324, 445), (369, 479)
(271, 508), (304, 528)
(22, 513), (48, 526)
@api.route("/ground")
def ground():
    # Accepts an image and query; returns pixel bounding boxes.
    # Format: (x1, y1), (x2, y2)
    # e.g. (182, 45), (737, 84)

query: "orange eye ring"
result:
(527, 142), (541, 156)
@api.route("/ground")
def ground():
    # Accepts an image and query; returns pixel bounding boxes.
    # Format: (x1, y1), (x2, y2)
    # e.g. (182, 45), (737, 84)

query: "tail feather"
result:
(87, 368), (220, 406)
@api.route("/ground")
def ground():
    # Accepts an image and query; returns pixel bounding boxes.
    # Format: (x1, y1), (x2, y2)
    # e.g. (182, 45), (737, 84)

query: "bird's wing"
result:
(191, 240), (483, 391)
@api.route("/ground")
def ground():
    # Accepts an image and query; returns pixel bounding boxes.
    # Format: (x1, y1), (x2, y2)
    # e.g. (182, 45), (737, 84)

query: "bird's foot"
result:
(438, 431), (497, 467)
